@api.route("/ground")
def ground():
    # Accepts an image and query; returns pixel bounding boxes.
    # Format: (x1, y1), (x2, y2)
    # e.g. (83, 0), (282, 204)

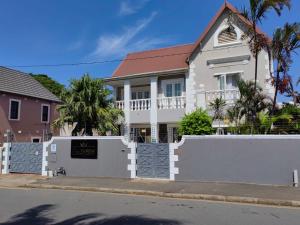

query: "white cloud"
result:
(90, 12), (170, 59)
(119, 0), (149, 16)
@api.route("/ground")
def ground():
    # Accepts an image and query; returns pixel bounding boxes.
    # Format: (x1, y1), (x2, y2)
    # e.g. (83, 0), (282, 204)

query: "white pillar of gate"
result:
(124, 80), (131, 142)
(150, 76), (158, 143)
(1, 143), (10, 174)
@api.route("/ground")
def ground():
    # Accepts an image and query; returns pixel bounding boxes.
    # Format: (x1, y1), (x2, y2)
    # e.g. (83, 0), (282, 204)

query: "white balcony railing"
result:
(130, 99), (151, 111)
(115, 101), (124, 110)
(205, 89), (240, 105)
(115, 96), (186, 111)
(157, 96), (186, 110)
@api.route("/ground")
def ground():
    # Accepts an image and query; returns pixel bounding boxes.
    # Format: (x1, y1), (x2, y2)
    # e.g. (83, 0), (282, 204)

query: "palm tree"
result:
(52, 74), (123, 136)
(209, 97), (226, 130)
(239, 0), (291, 91)
(271, 23), (300, 111)
(236, 79), (271, 132)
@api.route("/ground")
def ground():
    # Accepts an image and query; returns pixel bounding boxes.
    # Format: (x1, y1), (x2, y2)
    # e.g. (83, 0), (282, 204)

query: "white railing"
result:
(115, 101), (124, 110)
(130, 99), (151, 111)
(205, 89), (240, 105)
(157, 96), (186, 109)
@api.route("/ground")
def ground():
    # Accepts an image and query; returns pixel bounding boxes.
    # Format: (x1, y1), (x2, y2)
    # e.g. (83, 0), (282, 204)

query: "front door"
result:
(159, 124), (168, 143)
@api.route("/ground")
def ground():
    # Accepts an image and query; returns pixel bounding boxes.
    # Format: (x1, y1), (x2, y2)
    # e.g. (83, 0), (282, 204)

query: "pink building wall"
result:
(0, 92), (59, 146)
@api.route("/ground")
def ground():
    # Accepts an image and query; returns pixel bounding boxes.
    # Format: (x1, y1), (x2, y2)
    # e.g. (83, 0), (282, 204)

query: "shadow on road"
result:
(1, 204), (182, 225)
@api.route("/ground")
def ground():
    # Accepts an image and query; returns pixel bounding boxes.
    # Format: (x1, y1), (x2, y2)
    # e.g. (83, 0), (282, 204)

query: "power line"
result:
(4, 44), (251, 69)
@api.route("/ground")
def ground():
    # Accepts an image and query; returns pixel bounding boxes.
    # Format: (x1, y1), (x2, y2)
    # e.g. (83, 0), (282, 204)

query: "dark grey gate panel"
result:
(136, 143), (169, 179)
(10, 143), (43, 174)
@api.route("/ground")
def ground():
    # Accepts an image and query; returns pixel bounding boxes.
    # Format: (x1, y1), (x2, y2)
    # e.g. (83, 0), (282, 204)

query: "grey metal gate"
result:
(10, 143), (43, 174)
(136, 143), (169, 179)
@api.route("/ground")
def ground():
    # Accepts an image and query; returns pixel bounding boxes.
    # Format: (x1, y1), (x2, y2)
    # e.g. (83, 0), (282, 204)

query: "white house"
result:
(105, 2), (274, 143)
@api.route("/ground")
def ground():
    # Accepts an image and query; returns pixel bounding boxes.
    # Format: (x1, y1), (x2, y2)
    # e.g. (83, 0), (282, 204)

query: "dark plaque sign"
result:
(71, 140), (98, 159)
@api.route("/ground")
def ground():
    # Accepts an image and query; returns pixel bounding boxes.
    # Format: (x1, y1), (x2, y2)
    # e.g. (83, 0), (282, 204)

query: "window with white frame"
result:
(9, 99), (21, 120)
(131, 91), (150, 99)
(41, 104), (50, 123)
(217, 73), (240, 90)
(166, 84), (173, 97)
(163, 79), (184, 97)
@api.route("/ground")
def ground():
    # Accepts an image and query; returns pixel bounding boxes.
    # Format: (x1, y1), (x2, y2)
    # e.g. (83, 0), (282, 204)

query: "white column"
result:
(185, 64), (196, 113)
(124, 80), (131, 141)
(150, 77), (158, 143)
(1, 143), (10, 174)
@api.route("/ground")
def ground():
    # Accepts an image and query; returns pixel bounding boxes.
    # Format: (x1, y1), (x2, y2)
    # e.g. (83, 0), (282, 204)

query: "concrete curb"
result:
(22, 183), (300, 208)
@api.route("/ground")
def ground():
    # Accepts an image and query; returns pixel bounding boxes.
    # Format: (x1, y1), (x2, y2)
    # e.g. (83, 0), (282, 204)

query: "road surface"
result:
(0, 188), (299, 225)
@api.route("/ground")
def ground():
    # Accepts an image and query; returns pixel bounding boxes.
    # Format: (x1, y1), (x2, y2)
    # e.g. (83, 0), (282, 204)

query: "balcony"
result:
(157, 96), (186, 109)
(204, 89), (240, 106)
(115, 96), (186, 111)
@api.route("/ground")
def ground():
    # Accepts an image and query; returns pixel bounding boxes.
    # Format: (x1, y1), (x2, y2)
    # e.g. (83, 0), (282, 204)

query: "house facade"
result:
(106, 2), (274, 143)
(0, 67), (61, 146)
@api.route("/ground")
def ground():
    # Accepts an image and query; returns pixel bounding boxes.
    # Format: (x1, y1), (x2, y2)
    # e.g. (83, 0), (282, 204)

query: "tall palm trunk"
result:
(272, 67), (281, 114)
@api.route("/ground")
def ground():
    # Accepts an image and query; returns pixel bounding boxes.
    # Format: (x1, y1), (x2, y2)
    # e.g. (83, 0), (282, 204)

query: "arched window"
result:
(218, 26), (238, 45)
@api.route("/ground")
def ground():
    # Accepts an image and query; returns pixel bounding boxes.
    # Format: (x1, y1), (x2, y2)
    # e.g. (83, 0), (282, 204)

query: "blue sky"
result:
(0, 0), (299, 98)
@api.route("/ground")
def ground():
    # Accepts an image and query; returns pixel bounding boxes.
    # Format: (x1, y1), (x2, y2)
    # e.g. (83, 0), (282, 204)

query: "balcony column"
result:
(124, 80), (131, 141)
(150, 76), (158, 143)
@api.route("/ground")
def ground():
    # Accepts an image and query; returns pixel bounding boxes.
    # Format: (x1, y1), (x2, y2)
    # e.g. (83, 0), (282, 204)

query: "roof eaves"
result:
(106, 67), (188, 82)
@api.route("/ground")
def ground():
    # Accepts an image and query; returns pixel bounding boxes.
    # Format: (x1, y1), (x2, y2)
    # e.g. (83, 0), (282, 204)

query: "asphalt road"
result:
(0, 188), (300, 225)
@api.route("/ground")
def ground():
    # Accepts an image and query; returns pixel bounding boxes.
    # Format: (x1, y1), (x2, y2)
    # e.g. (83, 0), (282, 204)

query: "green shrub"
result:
(179, 108), (214, 135)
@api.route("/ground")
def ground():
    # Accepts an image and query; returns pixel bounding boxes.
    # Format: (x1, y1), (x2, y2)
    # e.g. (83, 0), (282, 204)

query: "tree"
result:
(52, 74), (123, 136)
(209, 97), (226, 129)
(30, 74), (65, 97)
(271, 23), (300, 111)
(178, 108), (214, 135)
(239, 0), (291, 91)
(227, 79), (271, 133)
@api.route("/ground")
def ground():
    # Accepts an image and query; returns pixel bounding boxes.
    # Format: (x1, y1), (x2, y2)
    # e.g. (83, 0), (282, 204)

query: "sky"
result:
(0, 0), (299, 100)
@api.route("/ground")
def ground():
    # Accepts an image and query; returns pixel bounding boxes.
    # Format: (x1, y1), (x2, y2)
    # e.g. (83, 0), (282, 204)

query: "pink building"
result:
(0, 67), (61, 146)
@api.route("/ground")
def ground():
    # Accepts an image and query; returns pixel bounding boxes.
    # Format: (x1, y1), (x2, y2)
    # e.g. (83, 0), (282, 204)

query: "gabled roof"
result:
(190, 1), (271, 57)
(112, 44), (194, 78)
(111, 1), (270, 79)
(0, 66), (61, 102)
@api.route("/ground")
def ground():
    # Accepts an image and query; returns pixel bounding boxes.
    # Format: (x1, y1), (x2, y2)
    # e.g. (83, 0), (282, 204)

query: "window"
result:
(41, 104), (50, 123)
(174, 83), (182, 96)
(131, 92), (137, 100)
(9, 99), (21, 120)
(162, 78), (184, 98)
(166, 84), (173, 97)
(137, 92), (143, 99)
(217, 73), (240, 90)
(132, 91), (150, 99)
(144, 91), (150, 99)
(32, 138), (41, 143)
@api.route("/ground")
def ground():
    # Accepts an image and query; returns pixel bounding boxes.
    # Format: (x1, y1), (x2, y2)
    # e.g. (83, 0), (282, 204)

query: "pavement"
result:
(1, 188), (300, 225)
(1, 174), (300, 207)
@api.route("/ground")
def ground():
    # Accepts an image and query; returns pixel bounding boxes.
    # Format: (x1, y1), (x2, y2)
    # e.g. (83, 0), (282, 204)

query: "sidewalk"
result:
(15, 176), (300, 207)
(1, 174), (300, 207)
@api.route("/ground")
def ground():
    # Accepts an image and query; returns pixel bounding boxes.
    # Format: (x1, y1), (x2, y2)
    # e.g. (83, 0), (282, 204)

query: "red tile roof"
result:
(112, 1), (270, 78)
(112, 44), (194, 78)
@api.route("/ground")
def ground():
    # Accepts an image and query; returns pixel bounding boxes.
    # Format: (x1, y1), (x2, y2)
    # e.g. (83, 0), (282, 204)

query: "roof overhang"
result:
(105, 68), (188, 86)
